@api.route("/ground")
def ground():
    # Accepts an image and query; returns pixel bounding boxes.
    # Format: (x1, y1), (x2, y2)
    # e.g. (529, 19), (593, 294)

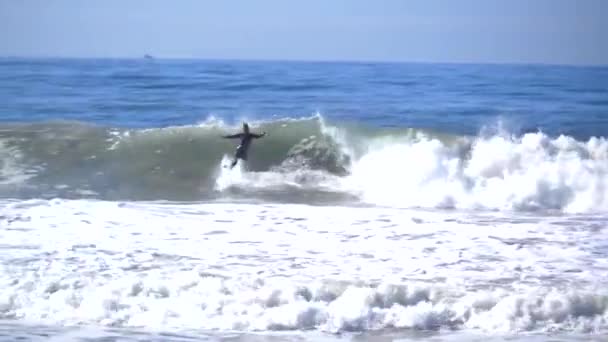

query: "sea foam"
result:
(0, 199), (606, 334)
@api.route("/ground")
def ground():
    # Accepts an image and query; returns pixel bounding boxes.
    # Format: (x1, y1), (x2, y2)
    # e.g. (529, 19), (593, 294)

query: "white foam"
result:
(344, 132), (608, 213)
(0, 199), (607, 335)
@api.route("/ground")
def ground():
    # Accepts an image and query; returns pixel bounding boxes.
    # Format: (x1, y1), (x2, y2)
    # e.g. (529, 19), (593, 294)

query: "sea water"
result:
(0, 58), (607, 341)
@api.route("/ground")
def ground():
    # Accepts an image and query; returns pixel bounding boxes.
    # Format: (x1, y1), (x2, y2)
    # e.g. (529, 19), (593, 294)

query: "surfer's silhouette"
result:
(222, 122), (266, 169)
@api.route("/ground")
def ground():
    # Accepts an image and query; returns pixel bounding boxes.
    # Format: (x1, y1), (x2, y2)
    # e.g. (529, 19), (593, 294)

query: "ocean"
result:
(0, 58), (607, 341)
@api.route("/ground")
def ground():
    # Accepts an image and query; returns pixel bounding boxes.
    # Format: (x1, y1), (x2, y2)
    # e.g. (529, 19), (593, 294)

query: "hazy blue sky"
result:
(1, 0), (606, 65)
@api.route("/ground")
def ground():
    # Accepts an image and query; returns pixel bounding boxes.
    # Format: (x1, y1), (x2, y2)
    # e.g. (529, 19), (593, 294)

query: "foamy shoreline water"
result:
(1, 323), (606, 342)
(1, 200), (607, 339)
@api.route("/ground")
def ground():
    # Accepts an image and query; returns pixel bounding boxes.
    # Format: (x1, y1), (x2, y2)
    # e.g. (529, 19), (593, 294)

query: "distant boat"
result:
(144, 54), (154, 59)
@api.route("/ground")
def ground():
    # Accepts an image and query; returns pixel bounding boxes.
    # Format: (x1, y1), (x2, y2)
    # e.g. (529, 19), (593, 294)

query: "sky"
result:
(1, 0), (606, 65)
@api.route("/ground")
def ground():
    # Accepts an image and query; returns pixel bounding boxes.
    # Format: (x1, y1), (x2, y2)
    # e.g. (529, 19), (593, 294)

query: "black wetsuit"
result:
(223, 131), (265, 168)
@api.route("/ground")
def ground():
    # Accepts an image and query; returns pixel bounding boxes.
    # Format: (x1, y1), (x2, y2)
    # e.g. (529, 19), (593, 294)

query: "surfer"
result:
(222, 122), (266, 169)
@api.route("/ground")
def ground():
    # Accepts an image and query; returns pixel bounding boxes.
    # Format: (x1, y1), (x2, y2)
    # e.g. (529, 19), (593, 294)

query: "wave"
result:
(0, 115), (351, 201)
(346, 130), (608, 213)
(1, 115), (608, 213)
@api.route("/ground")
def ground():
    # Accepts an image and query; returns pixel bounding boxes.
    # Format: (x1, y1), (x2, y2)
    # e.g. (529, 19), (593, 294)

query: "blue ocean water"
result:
(2, 58), (607, 138)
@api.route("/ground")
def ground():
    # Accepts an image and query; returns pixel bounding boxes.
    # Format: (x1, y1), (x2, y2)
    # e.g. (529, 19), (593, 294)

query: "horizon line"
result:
(1, 54), (607, 68)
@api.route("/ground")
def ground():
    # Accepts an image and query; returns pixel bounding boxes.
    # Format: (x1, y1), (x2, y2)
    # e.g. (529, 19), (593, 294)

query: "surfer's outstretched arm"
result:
(222, 133), (243, 139)
(251, 132), (266, 139)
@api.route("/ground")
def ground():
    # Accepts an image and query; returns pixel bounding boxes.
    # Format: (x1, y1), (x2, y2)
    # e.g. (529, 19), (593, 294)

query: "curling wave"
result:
(0, 115), (352, 201)
(1, 115), (608, 212)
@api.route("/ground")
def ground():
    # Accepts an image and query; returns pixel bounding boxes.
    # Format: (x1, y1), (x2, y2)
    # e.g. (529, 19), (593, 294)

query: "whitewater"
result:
(1, 58), (607, 341)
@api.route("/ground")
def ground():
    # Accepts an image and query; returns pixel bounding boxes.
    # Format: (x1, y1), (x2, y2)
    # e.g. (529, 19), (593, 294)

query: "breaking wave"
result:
(1, 114), (608, 213)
